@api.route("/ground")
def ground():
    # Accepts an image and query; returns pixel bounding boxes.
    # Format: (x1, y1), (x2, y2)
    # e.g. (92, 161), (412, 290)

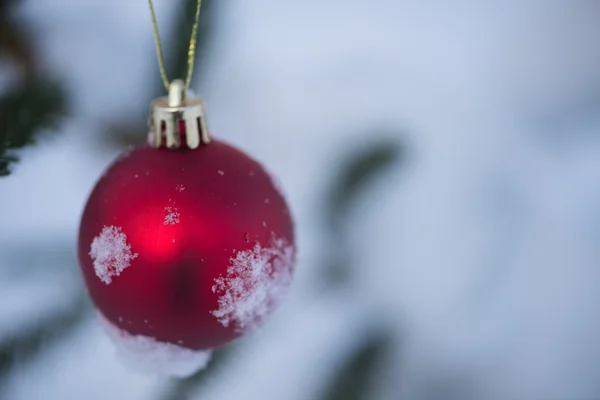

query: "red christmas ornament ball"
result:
(78, 140), (296, 352)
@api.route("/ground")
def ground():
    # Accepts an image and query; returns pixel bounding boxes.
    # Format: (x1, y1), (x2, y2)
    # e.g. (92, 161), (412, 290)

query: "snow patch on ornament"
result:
(211, 237), (294, 332)
(164, 206), (180, 225)
(97, 311), (212, 378)
(90, 226), (138, 284)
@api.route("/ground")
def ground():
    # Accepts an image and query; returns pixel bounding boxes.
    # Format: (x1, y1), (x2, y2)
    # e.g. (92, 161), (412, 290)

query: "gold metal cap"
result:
(149, 79), (211, 149)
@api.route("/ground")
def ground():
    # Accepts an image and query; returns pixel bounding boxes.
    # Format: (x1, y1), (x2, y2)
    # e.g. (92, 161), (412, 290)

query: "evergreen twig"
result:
(0, 298), (90, 394)
(0, 80), (68, 176)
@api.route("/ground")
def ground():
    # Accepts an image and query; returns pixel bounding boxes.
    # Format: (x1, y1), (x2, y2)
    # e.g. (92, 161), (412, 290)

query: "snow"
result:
(1, 317), (162, 400)
(211, 237), (295, 332)
(97, 311), (212, 378)
(89, 226), (138, 284)
(163, 206), (180, 225)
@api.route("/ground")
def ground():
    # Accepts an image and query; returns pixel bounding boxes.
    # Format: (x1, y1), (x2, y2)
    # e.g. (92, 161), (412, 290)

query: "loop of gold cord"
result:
(148, 0), (203, 92)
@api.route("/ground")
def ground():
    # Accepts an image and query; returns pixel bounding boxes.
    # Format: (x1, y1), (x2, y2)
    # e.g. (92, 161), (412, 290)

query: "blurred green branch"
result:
(0, 0), (68, 177)
(315, 136), (406, 399)
(0, 0), (36, 78)
(326, 138), (405, 228)
(0, 80), (68, 176)
(159, 347), (230, 400)
(319, 330), (394, 400)
(0, 297), (90, 393)
(322, 136), (406, 285)
(163, 0), (215, 92)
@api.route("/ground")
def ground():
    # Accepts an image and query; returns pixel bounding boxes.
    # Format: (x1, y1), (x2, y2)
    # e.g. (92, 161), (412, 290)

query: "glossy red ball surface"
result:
(78, 140), (296, 350)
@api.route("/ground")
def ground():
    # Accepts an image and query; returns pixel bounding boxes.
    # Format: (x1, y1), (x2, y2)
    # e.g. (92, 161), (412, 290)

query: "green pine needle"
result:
(0, 79), (68, 176)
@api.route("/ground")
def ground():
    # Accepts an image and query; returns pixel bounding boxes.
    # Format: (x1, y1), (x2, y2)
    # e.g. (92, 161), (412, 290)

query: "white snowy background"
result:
(2, 0), (600, 399)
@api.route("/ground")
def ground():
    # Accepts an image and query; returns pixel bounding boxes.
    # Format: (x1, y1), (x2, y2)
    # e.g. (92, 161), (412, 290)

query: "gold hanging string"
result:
(148, 0), (203, 92)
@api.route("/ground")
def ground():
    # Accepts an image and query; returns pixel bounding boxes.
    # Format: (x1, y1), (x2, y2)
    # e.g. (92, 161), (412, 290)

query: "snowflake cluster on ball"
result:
(78, 140), (296, 377)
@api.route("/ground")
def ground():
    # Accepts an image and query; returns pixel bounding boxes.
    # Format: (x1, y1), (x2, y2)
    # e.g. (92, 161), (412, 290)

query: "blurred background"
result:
(2, 0), (600, 399)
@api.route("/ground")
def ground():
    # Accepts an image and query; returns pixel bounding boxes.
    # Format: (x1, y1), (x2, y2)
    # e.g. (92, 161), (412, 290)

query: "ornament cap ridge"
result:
(149, 79), (211, 150)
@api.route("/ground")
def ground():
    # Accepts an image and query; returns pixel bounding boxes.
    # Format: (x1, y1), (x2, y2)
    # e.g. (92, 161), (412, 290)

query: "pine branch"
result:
(0, 0), (67, 177)
(0, 298), (90, 393)
(165, 0), (216, 90)
(158, 347), (231, 400)
(0, 79), (68, 176)
(319, 331), (393, 400)
(0, 0), (36, 79)
(321, 136), (406, 286)
(326, 138), (405, 227)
